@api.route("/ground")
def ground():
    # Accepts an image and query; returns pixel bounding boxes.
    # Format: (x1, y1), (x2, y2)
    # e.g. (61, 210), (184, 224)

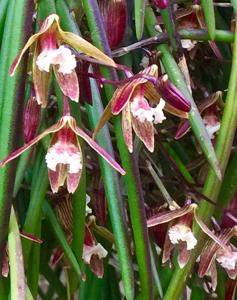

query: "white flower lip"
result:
(204, 122), (220, 140)
(130, 97), (166, 124)
(45, 142), (82, 173)
(85, 194), (92, 216)
(82, 243), (108, 264)
(217, 250), (237, 270)
(36, 45), (77, 74)
(168, 224), (197, 250)
(181, 39), (197, 51)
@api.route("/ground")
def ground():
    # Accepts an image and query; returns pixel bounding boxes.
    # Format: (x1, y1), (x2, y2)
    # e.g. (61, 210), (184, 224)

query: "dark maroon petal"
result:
(48, 165), (68, 194)
(153, 0), (168, 9)
(54, 67), (79, 102)
(111, 82), (137, 115)
(51, 247), (64, 266)
(149, 223), (167, 248)
(178, 244), (191, 268)
(77, 61), (92, 105)
(94, 181), (107, 225)
(156, 75), (191, 112)
(131, 116), (154, 152)
(162, 231), (174, 265)
(225, 279), (237, 300)
(67, 171), (82, 194)
(175, 120), (191, 139)
(98, 0), (127, 49)
(89, 254), (104, 278)
(23, 94), (41, 143)
(84, 227), (94, 247)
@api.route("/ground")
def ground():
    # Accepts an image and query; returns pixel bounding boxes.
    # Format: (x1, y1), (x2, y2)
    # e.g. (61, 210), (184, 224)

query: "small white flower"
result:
(204, 122), (220, 140)
(217, 250), (237, 270)
(45, 142), (82, 173)
(36, 45), (77, 74)
(140, 56), (150, 69)
(130, 98), (166, 124)
(181, 39), (197, 51)
(82, 243), (108, 264)
(86, 194), (92, 216)
(168, 224), (197, 250)
(152, 99), (166, 124)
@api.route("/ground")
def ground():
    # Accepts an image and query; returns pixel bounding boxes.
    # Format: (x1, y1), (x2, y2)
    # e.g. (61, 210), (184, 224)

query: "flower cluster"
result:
(94, 65), (191, 152)
(1, 13), (192, 194)
(147, 203), (232, 269)
(1, 14), (124, 194)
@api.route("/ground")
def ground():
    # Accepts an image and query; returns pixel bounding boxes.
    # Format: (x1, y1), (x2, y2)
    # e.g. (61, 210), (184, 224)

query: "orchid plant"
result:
(1, 1), (237, 300)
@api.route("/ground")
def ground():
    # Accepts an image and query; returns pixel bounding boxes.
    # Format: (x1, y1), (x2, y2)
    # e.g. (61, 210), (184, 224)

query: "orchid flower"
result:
(10, 14), (116, 107)
(94, 64), (191, 153)
(82, 226), (108, 278)
(52, 193), (107, 278)
(0, 115), (125, 194)
(147, 203), (229, 268)
(176, 91), (222, 140)
(198, 227), (237, 291)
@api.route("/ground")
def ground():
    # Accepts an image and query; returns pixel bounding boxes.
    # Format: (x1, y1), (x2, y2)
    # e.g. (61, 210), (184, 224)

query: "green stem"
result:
(160, 5), (181, 54)
(164, 18), (237, 299)
(179, 29), (234, 43)
(201, 0), (216, 40)
(82, 1), (153, 298)
(134, 0), (145, 40)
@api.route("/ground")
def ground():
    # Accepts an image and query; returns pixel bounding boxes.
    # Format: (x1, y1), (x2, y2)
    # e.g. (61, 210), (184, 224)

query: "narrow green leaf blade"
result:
(134, 0), (145, 40)
(8, 208), (26, 300)
(201, 0), (216, 40)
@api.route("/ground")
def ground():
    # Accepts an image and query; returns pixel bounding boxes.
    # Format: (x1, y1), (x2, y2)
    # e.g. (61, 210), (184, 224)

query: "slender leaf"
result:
(8, 208), (25, 300)
(134, 0), (145, 40)
(0, 0), (34, 265)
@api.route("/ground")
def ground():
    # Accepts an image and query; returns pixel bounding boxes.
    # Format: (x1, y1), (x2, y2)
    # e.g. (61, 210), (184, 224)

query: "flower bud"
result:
(152, 0), (168, 9)
(23, 91), (41, 143)
(156, 75), (191, 112)
(98, 0), (127, 49)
